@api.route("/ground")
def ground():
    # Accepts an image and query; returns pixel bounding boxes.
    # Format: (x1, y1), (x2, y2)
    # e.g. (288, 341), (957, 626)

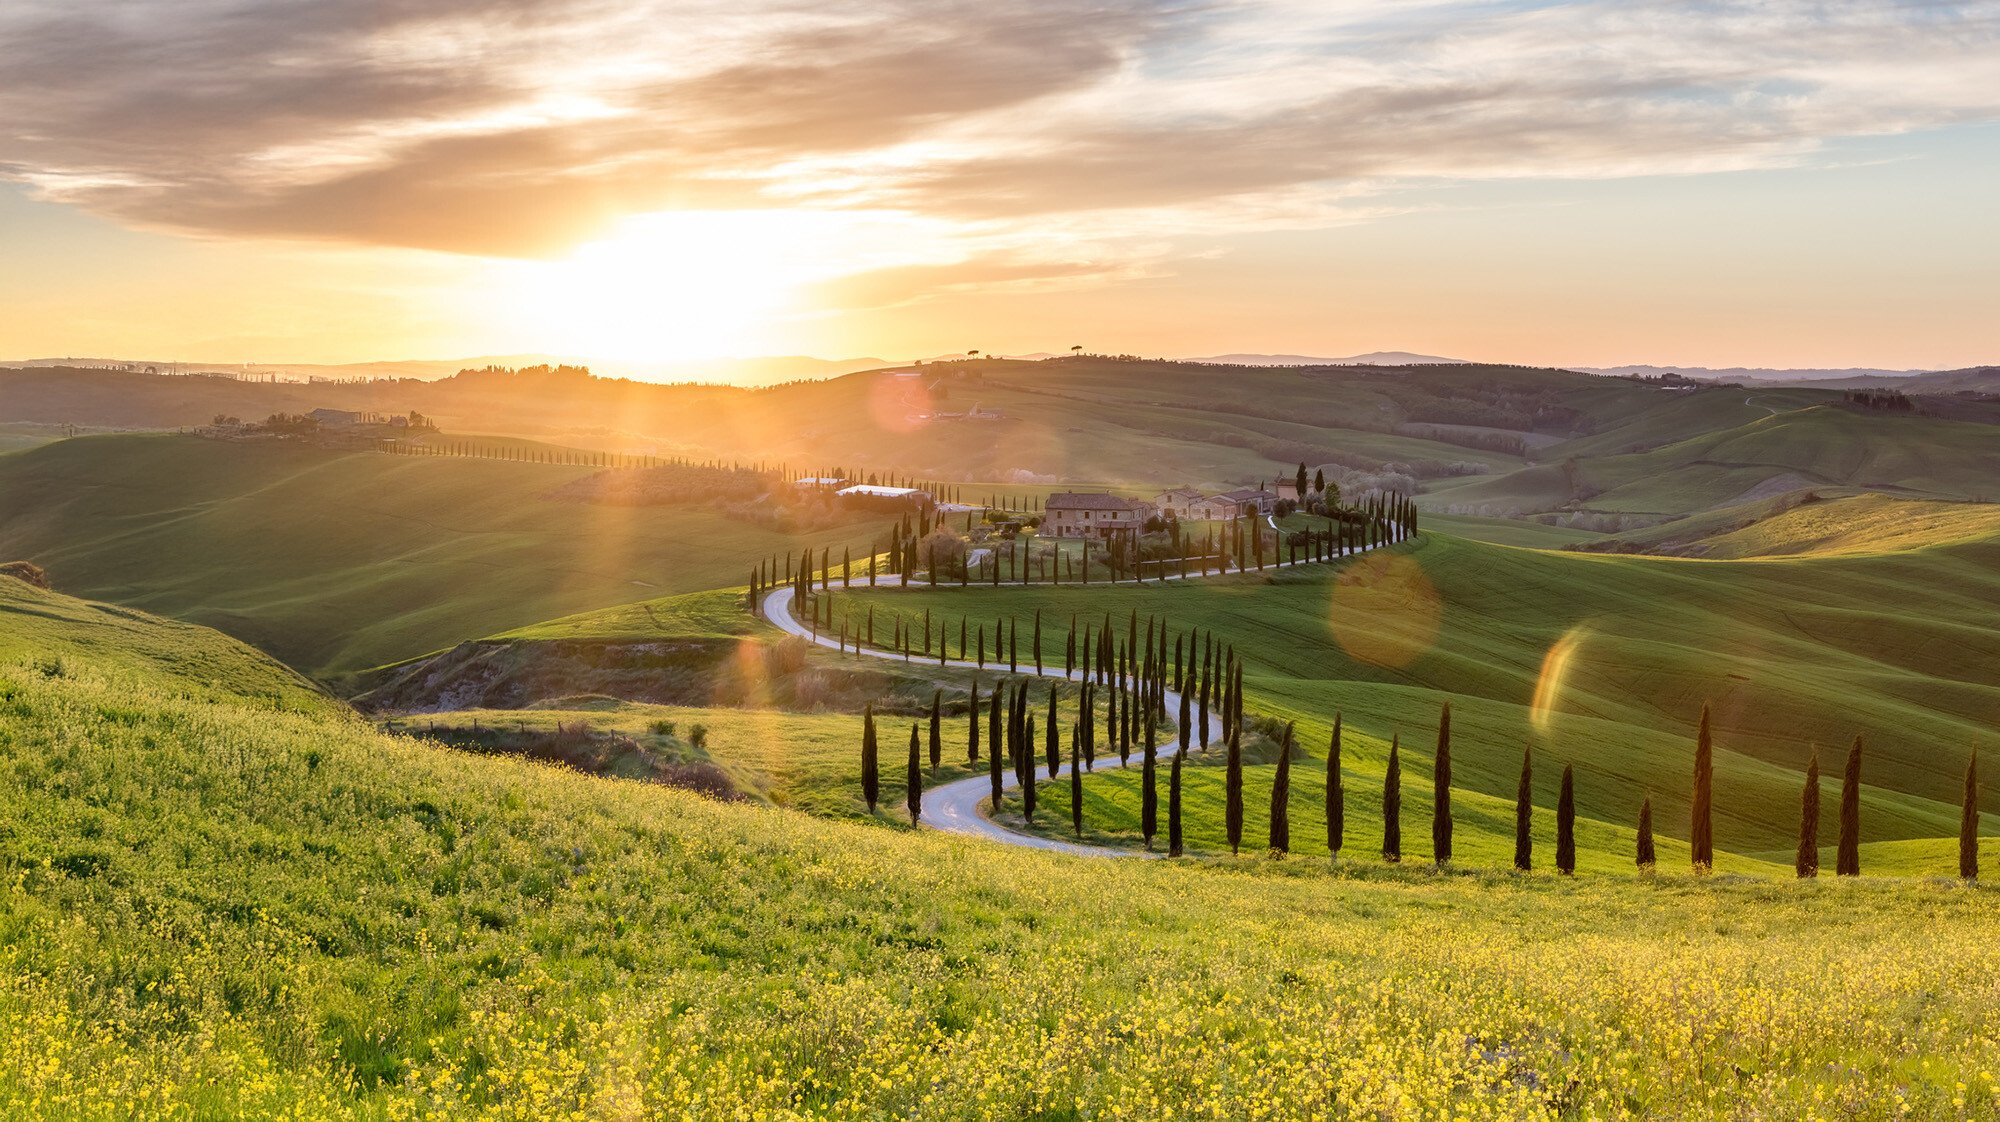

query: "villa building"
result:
(1043, 492), (1153, 540)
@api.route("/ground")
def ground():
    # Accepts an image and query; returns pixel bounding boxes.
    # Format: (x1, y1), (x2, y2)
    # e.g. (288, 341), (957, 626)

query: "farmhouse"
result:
(1043, 492), (1152, 540)
(307, 408), (364, 427)
(835, 484), (932, 510)
(1189, 488), (1277, 519)
(1154, 487), (1206, 519)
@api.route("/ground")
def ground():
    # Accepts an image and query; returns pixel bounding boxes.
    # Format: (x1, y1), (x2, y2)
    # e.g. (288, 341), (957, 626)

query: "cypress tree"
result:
(1691, 703), (1714, 872)
(1177, 683), (1191, 757)
(1071, 729), (1084, 838)
(1225, 725), (1245, 856)
(1326, 713), (1344, 861)
(1796, 746), (1820, 878)
(906, 724), (923, 824)
(861, 704), (879, 814)
(1033, 609), (1043, 675)
(1636, 797), (1656, 871)
(967, 681), (982, 762)
(1513, 744), (1532, 872)
(1081, 685), (1096, 770)
(1269, 721), (1294, 855)
(1432, 702), (1453, 867)
(1382, 734), (1402, 863)
(1009, 622), (1018, 673)
(1141, 710), (1158, 849)
(987, 689), (1004, 809)
(1022, 731), (1037, 822)
(1168, 741), (1184, 857)
(1838, 734), (1862, 876)
(1197, 644), (1211, 749)
(1046, 689), (1060, 778)
(1556, 764), (1576, 875)
(929, 690), (942, 770)
(1961, 750), (1979, 882)
(960, 617), (968, 660)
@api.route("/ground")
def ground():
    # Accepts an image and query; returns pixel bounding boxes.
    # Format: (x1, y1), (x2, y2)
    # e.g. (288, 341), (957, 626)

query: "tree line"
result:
(863, 679), (1987, 881)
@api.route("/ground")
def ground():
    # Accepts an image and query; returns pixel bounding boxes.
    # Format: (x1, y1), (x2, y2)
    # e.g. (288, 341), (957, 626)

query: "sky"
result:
(2, 0), (1998, 373)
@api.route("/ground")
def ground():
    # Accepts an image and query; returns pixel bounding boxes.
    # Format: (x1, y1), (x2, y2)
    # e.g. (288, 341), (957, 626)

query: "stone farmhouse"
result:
(1043, 492), (1154, 540)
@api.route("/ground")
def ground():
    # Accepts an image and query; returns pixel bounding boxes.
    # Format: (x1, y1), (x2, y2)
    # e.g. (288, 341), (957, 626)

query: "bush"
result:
(650, 720), (677, 738)
(688, 723), (709, 750)
(0, 561), (51, 590)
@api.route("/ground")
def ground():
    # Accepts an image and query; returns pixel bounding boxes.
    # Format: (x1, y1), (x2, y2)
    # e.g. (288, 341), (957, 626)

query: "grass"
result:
(817, 525), (2000, 868)
(0, 433), (893, 676)
(5, 589), (2000, 1117)
(1585, 492), (2000, 559)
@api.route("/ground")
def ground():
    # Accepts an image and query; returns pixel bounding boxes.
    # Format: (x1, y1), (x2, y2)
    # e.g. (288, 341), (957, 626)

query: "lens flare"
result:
(1531, 626), (1589, 734)
(1327, 552), (1442, 669)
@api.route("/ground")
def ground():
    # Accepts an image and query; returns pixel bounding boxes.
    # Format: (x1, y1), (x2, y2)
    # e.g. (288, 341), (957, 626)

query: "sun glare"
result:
(501, 208), (950, 362)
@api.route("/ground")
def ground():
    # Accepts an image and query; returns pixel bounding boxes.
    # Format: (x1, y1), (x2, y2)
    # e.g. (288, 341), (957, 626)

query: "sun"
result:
(499, 208), (951, 362)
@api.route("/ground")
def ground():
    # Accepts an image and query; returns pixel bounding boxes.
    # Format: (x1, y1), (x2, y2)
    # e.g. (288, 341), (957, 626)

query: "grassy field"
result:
(0, 433), (893, 676)
(5, 582), (2000, 1118)
(818, 525), (2000, 868)
(1582, 491), (2000, 559)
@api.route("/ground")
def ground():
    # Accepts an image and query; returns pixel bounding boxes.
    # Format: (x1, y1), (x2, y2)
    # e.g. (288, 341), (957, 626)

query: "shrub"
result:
(689, 723), (709, 750)
(650, 720), (677, 738)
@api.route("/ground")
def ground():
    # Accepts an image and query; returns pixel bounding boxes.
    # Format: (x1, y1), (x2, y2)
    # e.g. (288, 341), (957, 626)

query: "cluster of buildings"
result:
(1043, 484), (1283, 540)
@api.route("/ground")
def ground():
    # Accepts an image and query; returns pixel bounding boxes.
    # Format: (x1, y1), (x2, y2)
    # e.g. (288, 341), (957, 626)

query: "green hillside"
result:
(5, 585), (2000, 1117)
(0, 574), (333, 713)
(0, 434), (890, 676)
(1582, 492), (2000, 559)
(1438, 404), (2000, 519)
(819, 527), (2000, 861)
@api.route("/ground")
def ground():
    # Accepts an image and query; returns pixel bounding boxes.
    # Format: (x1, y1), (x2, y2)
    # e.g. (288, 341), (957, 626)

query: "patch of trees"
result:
(1842, 390), (1914, 412)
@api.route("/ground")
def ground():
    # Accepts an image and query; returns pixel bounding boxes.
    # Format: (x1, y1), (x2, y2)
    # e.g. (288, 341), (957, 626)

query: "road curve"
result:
(760, 534), (1386, 855)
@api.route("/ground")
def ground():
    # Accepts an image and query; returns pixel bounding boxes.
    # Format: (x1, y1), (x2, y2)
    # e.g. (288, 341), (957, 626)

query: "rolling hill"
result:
(5, 577), (2000, 1117)
(0, 433), (892, 676)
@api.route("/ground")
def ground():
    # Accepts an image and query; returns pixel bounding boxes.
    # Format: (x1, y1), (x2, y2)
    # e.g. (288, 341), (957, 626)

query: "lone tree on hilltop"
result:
(1326, 714), (1344, 862)
(1432, 703), (1453, 867)
(1796, 746), (1820, 878)
(906, 724), (923, 825)
(1838, 735), (1863, 876)
(1691, 704), (1714, 872)
(1383, 734), (1402, 863)
(1269, 721), (1294, 855)
(1513, 744), (1533, 872)
(861, 704), (879, 814)
(1636, 796), (1656, 872)
(1556, 764), (1576, 876)
(1962, 750), (1980, 882)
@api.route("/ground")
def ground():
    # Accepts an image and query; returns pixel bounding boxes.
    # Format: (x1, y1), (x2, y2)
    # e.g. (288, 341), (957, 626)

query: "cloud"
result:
(4, 0), (2000, 275)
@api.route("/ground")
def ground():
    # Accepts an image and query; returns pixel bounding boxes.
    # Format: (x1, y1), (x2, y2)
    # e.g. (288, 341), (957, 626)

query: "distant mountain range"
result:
(1186, 351), (1469, 366)
(1576, 364), (1934, 384)
(0, 354), (891, 387)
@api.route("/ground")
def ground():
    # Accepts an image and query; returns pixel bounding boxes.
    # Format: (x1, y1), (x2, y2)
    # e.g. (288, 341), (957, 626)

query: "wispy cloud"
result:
(5, 0), (2000, 303)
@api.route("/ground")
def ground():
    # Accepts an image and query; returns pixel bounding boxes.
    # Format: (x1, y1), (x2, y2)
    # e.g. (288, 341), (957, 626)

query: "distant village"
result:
(801, 475), (1322, 540)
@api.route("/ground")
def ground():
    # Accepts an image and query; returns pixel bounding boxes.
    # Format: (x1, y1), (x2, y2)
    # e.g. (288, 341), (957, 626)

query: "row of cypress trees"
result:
(866, 690), (1986, 880)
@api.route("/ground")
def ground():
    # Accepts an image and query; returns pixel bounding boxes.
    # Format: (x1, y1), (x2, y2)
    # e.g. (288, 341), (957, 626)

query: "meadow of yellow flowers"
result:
(5, 657), (2000, 1120)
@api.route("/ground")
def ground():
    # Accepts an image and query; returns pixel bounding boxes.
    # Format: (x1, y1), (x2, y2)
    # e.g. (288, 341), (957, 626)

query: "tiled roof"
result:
(1045, 492), (1150, 512)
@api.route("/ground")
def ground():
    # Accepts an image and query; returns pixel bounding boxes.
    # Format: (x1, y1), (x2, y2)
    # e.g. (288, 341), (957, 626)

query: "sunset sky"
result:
(3, 0), (1998, 372)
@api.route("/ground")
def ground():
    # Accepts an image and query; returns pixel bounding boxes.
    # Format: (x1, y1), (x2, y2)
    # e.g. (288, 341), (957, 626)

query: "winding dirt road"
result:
(760, 531), (1388, 854)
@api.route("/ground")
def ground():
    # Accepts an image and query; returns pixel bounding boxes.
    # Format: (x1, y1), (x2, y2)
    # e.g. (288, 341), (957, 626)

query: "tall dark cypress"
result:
(861, 704), (879, 813)
(1269, 721), (1294, 854)
(1168, 741), (1184, 857)
(1326, 714), (1344, 861)
(1045, 689), (1060, 778)
(1141, 709), (1158, 849)
(968, 681), (981, 763)
(1796, 746), (1820, 878)
(987, 690), (1004, 812)
(1691, 703), (1714, 872)
(1961, 750), (1979, 882)
(1082, 685), (1096, 770)
(1382, 734), (1402, 863)
(1513, 744), (1533, 872)
(1432, 702), (1453, 867)
(1225, 725), (1245, 855)
(1177, 684), (1191, 756)
(1556, 764), (1576, 875)
(1197, 644), (1212, 749)
(1033, 609), (1043, 675)
(906, 724), (923, 825)
(1070, 729), (1084, 839)
(1008, 621), (1018, 673)
(1635, 796), (1656, 870)
(1838, 734), (1862, 876)
(1021, 730), (1037, 822)
(929, 690), (942, 770)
